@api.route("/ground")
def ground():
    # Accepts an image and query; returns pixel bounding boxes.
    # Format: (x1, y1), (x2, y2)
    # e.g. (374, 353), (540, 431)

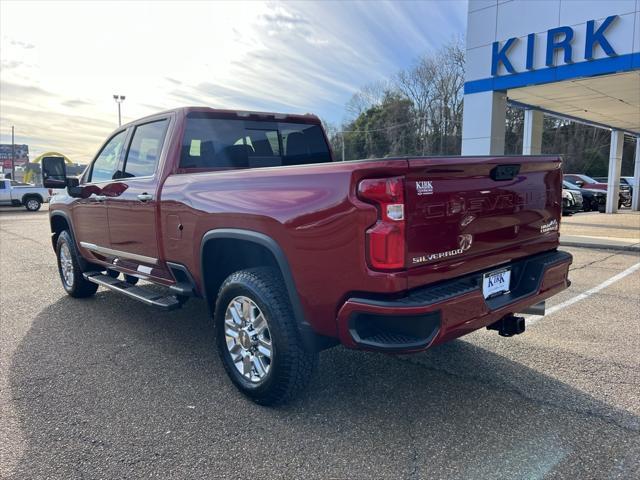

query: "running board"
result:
(83, 273), (181, 310)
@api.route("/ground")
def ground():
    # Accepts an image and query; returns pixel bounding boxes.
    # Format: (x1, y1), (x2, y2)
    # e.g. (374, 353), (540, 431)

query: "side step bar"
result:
(83, 273), (181, 310)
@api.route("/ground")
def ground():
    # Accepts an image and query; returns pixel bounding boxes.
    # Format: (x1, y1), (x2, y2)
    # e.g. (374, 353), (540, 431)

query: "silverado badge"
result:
(412, 234), (473, 264)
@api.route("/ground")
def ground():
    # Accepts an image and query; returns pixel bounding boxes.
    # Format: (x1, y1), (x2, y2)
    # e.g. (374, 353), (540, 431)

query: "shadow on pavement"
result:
(8, 292), (640, 479)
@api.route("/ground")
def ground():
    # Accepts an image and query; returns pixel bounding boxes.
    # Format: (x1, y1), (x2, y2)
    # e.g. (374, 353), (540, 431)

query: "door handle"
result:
(93, 195), (107, 202)
(137, 193), (153, 202)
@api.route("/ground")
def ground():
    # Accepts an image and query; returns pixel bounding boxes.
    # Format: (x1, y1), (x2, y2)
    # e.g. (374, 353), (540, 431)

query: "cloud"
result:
(0, 0), (466, 161)
(261, 8), (310, 28)
(1, 59), (24, 70)
(8, 38), (34, 49)
(62, 99), (92, 108)
(0, 81), (55, 98)
(0, 100), (117, 162)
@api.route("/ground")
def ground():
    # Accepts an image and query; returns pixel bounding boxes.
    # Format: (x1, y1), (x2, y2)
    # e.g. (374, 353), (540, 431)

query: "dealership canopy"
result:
(462, 0), (640, 213)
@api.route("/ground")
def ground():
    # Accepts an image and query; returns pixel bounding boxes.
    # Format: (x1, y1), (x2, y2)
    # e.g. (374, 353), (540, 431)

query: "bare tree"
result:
(434, 40), (465, 154)
(395, 39), (465, 155)
(396, 55), (437, 154)
(345, 80), (391, 120)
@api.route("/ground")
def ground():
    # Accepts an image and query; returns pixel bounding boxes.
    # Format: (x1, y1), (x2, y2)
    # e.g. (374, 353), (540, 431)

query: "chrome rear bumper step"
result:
(83, 273), (181, 310)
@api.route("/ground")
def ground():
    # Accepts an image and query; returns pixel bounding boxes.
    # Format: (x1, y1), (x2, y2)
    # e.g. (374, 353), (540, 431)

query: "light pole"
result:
(11, 126), (15, 180)
(113, 95), (126, 126)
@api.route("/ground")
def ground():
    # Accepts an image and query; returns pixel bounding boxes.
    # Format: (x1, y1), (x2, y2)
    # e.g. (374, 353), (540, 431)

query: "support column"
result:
(605, 130), (624, 214)
(632, 136), (640, 211)
(461, 91), (506, 155)
(522, 109), (543, 155)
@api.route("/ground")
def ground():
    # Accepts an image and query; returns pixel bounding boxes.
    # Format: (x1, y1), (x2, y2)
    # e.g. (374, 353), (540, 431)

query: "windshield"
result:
(180, 115), (332, 170)
(578, 174), (597, 183)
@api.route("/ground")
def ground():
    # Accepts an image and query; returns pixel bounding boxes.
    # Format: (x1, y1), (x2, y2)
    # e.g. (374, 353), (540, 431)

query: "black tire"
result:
(214, 267), (317, 406)
(24, 197), (42, 211)
(124, 274), (139, 285)
(56, 230), (99, 298)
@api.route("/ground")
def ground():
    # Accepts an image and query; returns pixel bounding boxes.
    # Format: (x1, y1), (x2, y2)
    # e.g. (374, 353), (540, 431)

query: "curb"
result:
(560, 239), (640, 252)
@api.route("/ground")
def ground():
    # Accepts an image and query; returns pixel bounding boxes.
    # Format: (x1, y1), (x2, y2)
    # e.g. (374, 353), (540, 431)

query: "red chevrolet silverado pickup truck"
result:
(43, 107), (572, 405)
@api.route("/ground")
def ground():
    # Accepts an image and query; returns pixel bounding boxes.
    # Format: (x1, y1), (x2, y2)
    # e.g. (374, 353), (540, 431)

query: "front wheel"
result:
(24, 198), (41, 211)
(56, 230), (99, 298)
(214, 267), (317, 406)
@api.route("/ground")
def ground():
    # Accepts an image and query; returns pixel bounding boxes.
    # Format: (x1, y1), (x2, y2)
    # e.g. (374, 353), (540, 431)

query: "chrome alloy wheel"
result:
(27, 199), (39, 210)
(59, 242), (74, 287)
(224, 296), (273, 383)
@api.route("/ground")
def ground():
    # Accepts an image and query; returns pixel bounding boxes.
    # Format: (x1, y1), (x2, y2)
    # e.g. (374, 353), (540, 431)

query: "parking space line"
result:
(528, 261), (640, 325)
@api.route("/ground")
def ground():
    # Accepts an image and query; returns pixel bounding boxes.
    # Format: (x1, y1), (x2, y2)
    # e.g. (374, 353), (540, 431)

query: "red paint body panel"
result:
(404, 156), (562, 289)
(106, 177), (160, 260)
(49, 106), (571, 352)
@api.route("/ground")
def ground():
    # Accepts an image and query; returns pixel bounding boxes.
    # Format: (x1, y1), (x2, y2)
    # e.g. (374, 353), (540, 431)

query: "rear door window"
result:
(122, 119), (169, 178)
(179, 116), (331, 170)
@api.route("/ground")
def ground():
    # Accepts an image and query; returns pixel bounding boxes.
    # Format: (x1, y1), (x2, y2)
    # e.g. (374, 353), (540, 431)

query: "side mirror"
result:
(66, 177), (83, 198)
(575, 180), (584, 187)
(42, 156), (68, 188)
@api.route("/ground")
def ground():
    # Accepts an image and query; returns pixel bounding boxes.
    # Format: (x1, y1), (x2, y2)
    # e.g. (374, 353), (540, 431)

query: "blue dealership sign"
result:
(491, 15), (618, 77)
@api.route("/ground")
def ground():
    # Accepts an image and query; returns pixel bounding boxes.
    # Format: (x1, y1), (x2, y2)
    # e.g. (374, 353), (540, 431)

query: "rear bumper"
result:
(563, 197), (583, 213)
(336, 250), (572, 353)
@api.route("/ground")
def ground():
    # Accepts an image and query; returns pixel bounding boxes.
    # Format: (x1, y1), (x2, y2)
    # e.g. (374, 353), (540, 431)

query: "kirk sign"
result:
(491, 15), (618, 76)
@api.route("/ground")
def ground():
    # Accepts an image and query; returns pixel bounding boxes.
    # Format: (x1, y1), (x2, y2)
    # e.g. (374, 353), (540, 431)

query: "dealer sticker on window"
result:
(482, 268), (511, 299)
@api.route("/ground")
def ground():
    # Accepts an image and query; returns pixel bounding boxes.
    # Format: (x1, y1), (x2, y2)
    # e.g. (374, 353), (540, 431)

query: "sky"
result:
(0, 0), (466, 162)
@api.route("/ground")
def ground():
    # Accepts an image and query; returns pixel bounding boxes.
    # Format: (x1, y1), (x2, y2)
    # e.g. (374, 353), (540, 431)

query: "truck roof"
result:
(123, 106), (321, 128)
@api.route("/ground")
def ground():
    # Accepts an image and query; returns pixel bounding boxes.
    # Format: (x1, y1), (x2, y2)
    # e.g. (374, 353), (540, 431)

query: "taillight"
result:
(358, 176), (405, 270)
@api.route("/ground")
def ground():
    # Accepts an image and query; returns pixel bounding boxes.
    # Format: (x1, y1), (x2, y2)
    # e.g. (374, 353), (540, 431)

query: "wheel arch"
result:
(50, 211), (100, 273)
(50, 211), (72, 251)
(22, 193), (44, 204)
(200, 229), (319, 350)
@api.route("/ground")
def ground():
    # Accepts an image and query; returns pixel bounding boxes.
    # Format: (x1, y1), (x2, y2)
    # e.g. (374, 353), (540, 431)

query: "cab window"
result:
(179, 115), (331, 170)
(89, 130), (127, 183)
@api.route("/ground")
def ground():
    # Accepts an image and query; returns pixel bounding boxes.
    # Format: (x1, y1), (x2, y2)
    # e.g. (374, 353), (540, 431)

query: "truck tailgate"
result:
(404, 156), (562, 287)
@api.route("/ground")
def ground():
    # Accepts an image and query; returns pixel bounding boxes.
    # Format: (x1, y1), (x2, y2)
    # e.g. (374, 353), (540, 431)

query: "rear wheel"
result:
(214, 267), (317, 405)
(25, 197), (41, 211)
(56, 230), (99, 298)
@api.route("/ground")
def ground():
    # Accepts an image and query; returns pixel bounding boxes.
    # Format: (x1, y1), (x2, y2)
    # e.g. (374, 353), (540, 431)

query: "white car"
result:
(0, 179), (50, 211)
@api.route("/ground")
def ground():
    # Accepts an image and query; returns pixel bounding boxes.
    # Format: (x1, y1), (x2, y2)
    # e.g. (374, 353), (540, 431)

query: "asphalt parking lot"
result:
(1, 207), (639, 479)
